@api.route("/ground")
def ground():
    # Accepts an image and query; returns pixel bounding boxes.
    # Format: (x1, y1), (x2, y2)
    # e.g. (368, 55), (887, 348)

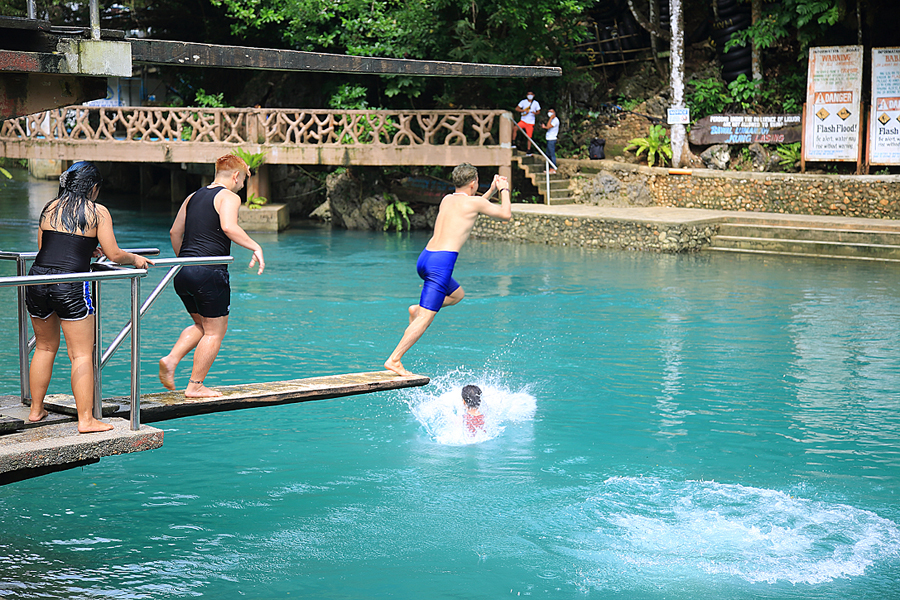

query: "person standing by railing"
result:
(26, 161), (153, 433)
(159, 155), (265, 398)
(541, 108), (560, 174)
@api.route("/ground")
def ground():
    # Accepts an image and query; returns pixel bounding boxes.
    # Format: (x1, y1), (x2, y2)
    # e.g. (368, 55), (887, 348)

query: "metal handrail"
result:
(503, 113), (558, 205)
(0, 247), (160, 414)
(1, 250), (233, 431)
(0, 267), (147, 430)
(100, 256), (234, 368)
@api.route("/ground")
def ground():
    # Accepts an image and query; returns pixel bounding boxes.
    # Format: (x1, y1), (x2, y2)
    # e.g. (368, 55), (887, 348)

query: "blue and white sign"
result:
(667, 107), (690, 125)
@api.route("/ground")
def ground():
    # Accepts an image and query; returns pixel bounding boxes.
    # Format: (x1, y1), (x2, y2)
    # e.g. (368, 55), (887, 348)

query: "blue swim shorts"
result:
(417, 249), (460, 312)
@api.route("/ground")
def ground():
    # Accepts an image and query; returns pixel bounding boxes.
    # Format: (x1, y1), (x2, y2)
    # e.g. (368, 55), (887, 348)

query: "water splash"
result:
(560, 477), (900, 589)
(402, 370), (536, 445)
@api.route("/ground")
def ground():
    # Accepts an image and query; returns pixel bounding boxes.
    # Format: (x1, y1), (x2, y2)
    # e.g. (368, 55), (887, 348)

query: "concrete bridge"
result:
(0, 105), (516, 198)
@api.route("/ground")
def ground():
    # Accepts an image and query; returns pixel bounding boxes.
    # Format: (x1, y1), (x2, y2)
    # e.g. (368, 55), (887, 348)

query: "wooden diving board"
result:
(0, 371), (427, 485)
(124, 371), (430, 423)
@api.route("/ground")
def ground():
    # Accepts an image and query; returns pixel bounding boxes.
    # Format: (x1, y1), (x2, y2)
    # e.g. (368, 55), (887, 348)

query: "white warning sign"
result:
(804, 45), (863, 162)
(869, 47), (900, 165)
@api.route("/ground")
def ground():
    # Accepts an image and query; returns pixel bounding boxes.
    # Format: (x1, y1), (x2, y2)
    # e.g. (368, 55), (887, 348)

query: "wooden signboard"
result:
(689, 114), (801, 145)
(803, 45), (864, 162)
(869, 47), (900, 165)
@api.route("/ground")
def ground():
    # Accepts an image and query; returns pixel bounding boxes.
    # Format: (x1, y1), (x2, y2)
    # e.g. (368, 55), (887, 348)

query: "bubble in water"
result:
(401, 369), (536, 445)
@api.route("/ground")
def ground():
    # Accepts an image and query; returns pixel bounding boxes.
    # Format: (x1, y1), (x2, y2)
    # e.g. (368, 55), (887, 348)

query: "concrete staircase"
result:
(709, 218), (900, 262)
(513, 152), (573, 205)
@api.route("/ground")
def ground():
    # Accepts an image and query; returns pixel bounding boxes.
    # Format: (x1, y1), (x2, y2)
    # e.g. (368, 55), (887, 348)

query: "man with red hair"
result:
(159, 154), (265, 397)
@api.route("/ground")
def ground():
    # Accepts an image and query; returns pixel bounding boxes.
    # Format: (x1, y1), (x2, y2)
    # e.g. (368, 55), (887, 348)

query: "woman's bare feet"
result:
(384, 358), (412, 377)
(159, 357), (177, 390)
(185, 382), (223, 398)
(78, 418), (114, 434)
(28, 407), (48, 423)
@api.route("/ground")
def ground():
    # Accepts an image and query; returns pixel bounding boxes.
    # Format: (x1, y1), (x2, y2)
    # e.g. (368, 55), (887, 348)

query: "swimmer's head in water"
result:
(462, 385), (482, 408)
(451, 163), (478, 189)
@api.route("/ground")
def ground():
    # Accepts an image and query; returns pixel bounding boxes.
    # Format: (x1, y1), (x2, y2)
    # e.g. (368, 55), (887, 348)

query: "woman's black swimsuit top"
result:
(179, 185), (231, 270)
(34, 230), (98, 272)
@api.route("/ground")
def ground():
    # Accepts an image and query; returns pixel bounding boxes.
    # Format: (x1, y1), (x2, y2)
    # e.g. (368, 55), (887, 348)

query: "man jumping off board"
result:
(159, 154), (265, 397)
(384, 163), (511, 376)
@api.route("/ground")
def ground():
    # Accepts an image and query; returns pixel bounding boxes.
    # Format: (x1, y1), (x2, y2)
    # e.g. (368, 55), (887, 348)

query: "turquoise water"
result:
(0, 174), (899, 598)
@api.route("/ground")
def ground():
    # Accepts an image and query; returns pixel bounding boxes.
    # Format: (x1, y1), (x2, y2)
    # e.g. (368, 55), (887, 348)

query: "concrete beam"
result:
(130, 38), (561, 78)
(0, 140), (512, 167)
(0, 72), (106, 119)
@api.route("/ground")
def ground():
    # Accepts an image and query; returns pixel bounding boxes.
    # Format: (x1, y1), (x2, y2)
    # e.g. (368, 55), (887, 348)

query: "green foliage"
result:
(194, 88), (228, 108)
(726, 0), (846, 53)
(208, 0), (594, 104)
(231, 148), (267, 171)
(181, 125), (194, 141)
(727, 75), (774, 111)
(625, 125), (672, 168)
(616, 96), (644, 112)
(776, 143), (802, 169)
(247, 192), (269, 209)
(384, 195), (414, 232)
(328, 84), (369, 110)
(687, 77), (729, 119)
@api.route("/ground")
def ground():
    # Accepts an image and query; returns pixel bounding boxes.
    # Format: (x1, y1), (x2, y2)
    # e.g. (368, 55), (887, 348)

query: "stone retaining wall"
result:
(473, 212), (716, 252)
(563, 160), (900, 219)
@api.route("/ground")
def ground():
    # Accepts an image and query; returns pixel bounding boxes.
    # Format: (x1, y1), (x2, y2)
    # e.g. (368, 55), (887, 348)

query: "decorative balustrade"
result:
(0, 106), (508, 148)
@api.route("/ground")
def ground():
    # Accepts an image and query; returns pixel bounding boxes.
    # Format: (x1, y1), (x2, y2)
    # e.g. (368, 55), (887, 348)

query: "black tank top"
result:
(34, 230), (99, 272)
(179, 186), (231, 270)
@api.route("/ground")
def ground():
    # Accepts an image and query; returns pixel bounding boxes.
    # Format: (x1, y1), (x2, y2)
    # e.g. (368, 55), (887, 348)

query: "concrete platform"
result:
(0, 416), (163, 485)
(511, 204), (900, 230)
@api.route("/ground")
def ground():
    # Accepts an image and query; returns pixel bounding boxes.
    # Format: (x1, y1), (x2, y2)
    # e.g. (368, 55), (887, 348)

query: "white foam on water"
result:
(402, 370), (537, 445)
(560, 477), (900, 589)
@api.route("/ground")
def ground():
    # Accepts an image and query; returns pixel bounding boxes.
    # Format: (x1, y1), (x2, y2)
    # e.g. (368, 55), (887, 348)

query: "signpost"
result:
(803, 45), (863, 163)
(869, 47), (900, 166)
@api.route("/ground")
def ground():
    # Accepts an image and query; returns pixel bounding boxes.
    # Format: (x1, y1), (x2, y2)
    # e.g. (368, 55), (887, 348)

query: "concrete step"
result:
(709, 235), (900, 260)
(717, 223), (900, 245)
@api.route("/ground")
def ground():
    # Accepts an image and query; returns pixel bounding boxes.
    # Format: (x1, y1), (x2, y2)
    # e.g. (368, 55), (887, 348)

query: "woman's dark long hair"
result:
(40, 161), (102, 233)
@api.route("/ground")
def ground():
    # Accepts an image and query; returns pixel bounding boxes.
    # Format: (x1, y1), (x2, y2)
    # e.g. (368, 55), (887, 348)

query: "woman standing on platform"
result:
(25, 161), (152, 433)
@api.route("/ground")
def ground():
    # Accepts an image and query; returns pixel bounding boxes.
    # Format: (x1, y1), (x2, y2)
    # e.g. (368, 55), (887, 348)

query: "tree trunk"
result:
(751, 0), (762, 80)
(627, 0), (670, 40)
(669, 0), (686, 168)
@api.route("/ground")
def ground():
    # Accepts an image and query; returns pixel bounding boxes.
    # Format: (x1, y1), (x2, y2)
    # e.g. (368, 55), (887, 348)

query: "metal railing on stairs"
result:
(503, 113), (558, 205)
(0, 250), (233, 430)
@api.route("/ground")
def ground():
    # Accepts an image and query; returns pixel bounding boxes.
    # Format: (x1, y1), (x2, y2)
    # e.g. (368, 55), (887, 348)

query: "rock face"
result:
(700, 144), (731, 170)
(578, 171), (652, 207)
(326, 170), (389, 230)
(322, 169), (438, 231)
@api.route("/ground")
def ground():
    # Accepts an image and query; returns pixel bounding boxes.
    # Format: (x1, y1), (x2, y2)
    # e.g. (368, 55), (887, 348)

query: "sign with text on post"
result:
(667, 107), (690, 125)
(803, 45), (863, 162)
(869, 47), (900, 165)
(688, 114), (801, 145)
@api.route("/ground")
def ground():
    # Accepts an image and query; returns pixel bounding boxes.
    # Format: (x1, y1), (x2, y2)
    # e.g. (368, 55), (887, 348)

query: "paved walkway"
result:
(511, 204), (900, 231)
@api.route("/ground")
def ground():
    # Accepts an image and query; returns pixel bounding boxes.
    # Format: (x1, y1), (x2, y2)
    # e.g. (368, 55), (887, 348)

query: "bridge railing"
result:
(0, 107), (511, 148)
